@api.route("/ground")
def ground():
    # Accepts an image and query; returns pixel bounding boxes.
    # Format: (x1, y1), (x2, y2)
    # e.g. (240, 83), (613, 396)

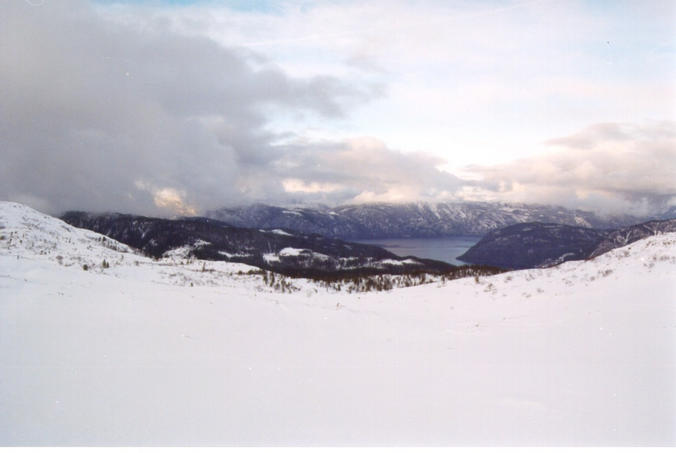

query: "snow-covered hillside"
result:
(1, 202), (675, 446)
(60, 210), (455, 276)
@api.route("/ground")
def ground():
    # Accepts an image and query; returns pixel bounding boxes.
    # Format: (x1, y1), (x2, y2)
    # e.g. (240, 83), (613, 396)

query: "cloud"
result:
(137, 0), (675, 152)
(466, 122), (676, 215)
(282, 179), (344, 194)
(134, 181), (196, 216)
(267, 137), (467, 204)
(0, 1), (381, 216)
(1, 2), (672, 218)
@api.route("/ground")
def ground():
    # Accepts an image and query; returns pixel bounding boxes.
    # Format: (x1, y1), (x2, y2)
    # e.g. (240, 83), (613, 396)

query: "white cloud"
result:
(282, 179), (343, 194)
(272, 137), (466, 204)
(467, 122), (676, 214)
(121, 0), (675, 168)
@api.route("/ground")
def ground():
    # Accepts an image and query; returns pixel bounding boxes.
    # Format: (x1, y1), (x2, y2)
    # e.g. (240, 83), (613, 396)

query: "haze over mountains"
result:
(207, 201), (648, 240)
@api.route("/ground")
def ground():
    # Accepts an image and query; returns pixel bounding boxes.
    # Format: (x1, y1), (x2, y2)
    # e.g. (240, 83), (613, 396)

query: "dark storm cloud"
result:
(0, 0), (385, 215)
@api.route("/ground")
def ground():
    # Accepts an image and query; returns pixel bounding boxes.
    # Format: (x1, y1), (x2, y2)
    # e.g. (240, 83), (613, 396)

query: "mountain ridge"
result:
(59, 209), (472, 277)
(206, 201), (647, 239)
(458, 218), (676, 269)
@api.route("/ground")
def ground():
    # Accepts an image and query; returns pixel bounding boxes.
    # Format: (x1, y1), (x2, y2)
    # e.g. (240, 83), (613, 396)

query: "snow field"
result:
(1, 202), (674, 445)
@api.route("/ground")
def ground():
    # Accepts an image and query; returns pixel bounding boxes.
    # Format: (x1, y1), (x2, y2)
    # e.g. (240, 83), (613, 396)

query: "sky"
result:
(0, 0), (674, 216)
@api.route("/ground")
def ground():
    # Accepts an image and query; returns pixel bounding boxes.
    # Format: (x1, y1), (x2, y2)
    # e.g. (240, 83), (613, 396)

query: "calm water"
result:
(353, 236), (482, 265)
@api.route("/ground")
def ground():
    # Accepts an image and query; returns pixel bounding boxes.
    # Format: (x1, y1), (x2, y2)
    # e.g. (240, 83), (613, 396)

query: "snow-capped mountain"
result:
(206, 202), (645, 239)
(2, 201), (675, 445)
(60, 210), (460, 276)
(459, 218), (676, 269)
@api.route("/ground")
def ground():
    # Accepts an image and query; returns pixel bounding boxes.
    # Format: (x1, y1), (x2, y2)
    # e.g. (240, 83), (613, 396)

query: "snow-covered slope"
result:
(0, 201), (135, 266)
(1, 202), (675, 446)
(0, 202), (261, 286)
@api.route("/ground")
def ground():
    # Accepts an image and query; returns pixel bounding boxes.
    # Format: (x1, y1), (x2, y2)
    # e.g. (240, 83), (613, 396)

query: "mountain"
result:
(3, 199), (675, 445)
(458, 218), (676, 269)
(206, 202), (645, 239)
(589, 218), (676, 258)
(1, 201), (467, 288)
(60, 210), (464, 277)
(457, 223), (609, 269)
(657, 205), (676, 220)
